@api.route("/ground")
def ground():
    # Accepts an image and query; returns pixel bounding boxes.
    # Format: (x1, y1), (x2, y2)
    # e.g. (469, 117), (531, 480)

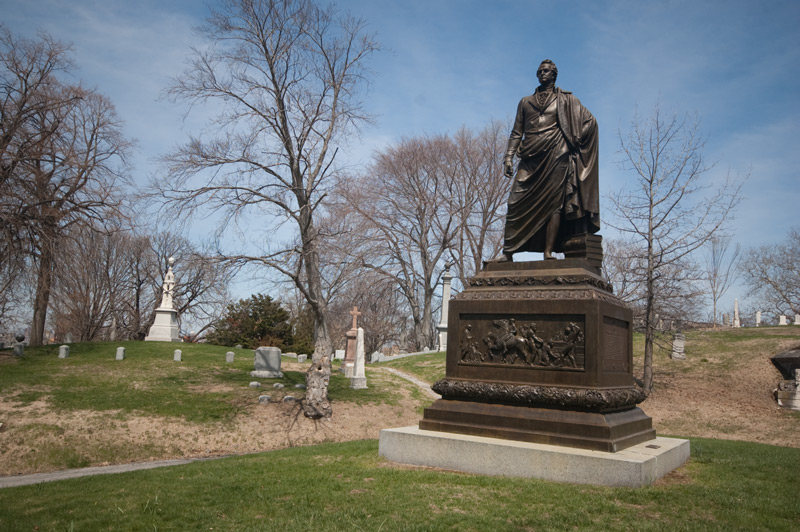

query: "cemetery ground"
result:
(0, 328), (799, 530)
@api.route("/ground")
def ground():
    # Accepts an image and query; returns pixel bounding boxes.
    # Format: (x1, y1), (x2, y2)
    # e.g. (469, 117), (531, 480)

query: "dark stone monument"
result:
(418, 60), (654, 453)
(771, 348), (800, 410)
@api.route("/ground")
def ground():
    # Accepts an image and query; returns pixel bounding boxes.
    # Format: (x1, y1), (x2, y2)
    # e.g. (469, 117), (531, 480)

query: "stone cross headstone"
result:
(733, 298), (740, 328)
(342, 306), (361, 377)
(780, 315), (788, 326)
(226, 351), (235, 363)
(756, 310), (762, 327)
(115, 346), (126, 360)
(12, 334), (25, 357)
(437, 265), (453, 352)
(251, 346), (283, 378)
(671, 333), (686, 360)
(173, 349), (182, 362)
(58, 345), (69, 359)
(350, 327), (368, 389)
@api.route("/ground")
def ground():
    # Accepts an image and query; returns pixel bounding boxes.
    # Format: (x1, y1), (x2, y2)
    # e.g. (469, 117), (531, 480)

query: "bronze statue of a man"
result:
(497, 59), (599, 261)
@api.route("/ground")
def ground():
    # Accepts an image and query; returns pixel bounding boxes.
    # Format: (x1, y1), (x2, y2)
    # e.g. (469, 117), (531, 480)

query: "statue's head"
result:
(537, 59), (558, 84)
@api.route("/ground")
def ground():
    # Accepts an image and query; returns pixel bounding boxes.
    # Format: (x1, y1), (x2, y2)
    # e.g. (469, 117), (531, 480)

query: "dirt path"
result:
(375, 367), (441, 399)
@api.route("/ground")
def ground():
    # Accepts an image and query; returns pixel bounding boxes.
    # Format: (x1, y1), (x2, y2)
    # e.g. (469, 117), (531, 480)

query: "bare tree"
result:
(0, 28), (70, 335)
(156, 0), (378, 418)
(0, 29), (132, 345)
(341, 135), (459, 350)
(606, 104), (744, 395)
(702, 235), (741, 328)
(448, 121), (510, 285)
(741, 227), (800, 320)
(604, 237), (705, 332)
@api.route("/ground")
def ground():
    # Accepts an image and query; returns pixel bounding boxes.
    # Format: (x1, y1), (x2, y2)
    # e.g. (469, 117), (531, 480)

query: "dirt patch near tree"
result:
(0, 363), (423, 476)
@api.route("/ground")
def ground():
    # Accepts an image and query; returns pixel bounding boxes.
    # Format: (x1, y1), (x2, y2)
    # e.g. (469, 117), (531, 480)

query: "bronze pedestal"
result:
(420, 245), (655, 452)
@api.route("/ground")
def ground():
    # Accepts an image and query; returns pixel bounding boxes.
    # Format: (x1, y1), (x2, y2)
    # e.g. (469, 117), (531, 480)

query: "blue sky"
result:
(4, 0), (800, 315)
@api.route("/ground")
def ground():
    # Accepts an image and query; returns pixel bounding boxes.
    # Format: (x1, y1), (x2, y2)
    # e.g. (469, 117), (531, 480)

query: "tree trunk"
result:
(30, 244), (54, 346)
(300, 213), (333, 419)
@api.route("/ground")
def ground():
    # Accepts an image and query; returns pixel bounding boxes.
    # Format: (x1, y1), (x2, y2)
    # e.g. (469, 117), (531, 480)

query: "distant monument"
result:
(436, 264), (453, 352)
(380, 60), (689, 487)
(342, 306), (361, 377)
(145, 257), (182, 342)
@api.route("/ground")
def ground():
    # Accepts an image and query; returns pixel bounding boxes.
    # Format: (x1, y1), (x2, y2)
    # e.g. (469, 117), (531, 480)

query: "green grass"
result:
(0, 437), (797, 531)
(0, 342), (402, 424)
(632, 326), (800, 378)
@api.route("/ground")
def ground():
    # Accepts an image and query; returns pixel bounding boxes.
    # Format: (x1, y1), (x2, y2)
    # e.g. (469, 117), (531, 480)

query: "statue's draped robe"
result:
(504, 87), (599, 254)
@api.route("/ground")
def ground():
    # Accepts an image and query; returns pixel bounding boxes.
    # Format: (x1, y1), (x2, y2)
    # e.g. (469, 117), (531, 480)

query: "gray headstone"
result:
(235, 344), (243, 349)
(58, 345), (69, 359)
(282, 395), (296, 403)
(273, 383), (284, 389)
(115, 346), (125, 360)
(226, 351), (235, 363)
(251, 346), (283, 378)
(173, 349), (182, 362)
(258, 395), (271, 404)
(297, 354), (307, 363)
(294, 383), (306, 389)
(249, 381), (262, 388)
(671, 333), (686, 360)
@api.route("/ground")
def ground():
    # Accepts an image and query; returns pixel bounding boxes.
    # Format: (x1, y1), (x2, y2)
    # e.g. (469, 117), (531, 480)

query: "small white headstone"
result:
(733, 299), (740, 328)
(115, 346), (126, 360)
(780, 315), (788, 326)
(297, 354), (307, 363)
(58, 345), (69, 359)
(756, 311), (762, 327)
(671, 333), (686, 360)
(334, 349), (345, 360)
(350, 327), (368, 389)
(226, 351), (235, 363)
(794, 315), (800, 326)
(173, 349), (182, 362)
